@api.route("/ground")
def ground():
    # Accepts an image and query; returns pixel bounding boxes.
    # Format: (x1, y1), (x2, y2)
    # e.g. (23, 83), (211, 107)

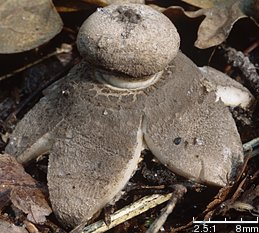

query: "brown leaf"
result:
(55, 0), (98, 13)
(82, 0), (144, 7)
(11, 187), (52, 224)
(155, 0), (258, 49)
(55, 0), (144, 13)
(0, 154), (52, 224)
(186, 0), (246, 48)
(102, 0), (144, 4)
(0, 220), (28, 233)
(180, 0), (228, 9)
(0, 0), (63, 54)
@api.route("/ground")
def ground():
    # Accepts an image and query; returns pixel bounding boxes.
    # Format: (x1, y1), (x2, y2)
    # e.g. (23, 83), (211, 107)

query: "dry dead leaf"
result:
(180, 0), (229, 9)
(102, 0), (144, 4)
(0, 154), (52, 224)
(184, 0), (247, 48)
(55, 0), (144, 13)
(84, 0), (144, 6)
(11, 187), (52, 223)
(0, 220), (28, 233)
(55, 1), (97, 13)
(0, 0), (63, 54)
(154, 0), (258, 49)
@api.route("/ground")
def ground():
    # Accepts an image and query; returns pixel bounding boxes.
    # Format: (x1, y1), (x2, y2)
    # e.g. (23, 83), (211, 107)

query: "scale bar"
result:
(193, 217), (259, 224)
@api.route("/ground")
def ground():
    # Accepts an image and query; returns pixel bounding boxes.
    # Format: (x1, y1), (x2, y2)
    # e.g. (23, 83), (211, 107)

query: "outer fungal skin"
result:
(5, 4), (244, 227)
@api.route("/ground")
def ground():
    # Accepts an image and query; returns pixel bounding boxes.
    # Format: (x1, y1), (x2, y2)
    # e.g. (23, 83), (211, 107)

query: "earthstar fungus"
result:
(5, 4), (244, 227)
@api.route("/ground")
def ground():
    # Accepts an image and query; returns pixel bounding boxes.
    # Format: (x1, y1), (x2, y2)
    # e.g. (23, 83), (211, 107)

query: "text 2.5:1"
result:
(193, 224), (216, 232)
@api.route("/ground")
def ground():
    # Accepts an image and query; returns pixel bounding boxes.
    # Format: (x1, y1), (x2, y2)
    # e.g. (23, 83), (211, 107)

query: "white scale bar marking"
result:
(193, 217), (259, 224)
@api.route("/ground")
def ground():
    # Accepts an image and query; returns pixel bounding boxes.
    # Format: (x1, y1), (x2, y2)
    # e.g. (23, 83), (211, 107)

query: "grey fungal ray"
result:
(5, 3), (243, 227)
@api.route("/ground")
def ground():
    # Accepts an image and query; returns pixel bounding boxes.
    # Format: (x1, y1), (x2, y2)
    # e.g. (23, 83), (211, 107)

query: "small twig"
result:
(24, 220), (39, 233)
(223, 45), (259, 93)
(243, 39), (259, 55)
(146, 185), (187, 233)
(4, 58), (78, 128)
(224, 40), (259, 76)
(0, 52), (55, 82)
(250, 147), (259, 158)
(207, 47), (216, 66)
(71, 193), (173, 233)
(0, 43), (75, 82)
(243, 137), (259, 152)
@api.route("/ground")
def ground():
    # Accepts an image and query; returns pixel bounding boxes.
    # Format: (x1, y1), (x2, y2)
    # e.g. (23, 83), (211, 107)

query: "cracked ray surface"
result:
(5, 3), (244, 228)
(143, 55), (243, 187)
(5, 52), (243, 226)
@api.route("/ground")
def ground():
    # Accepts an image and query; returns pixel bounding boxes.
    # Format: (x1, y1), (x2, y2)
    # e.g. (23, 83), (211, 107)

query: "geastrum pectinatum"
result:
(5, 3), (244, 227)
